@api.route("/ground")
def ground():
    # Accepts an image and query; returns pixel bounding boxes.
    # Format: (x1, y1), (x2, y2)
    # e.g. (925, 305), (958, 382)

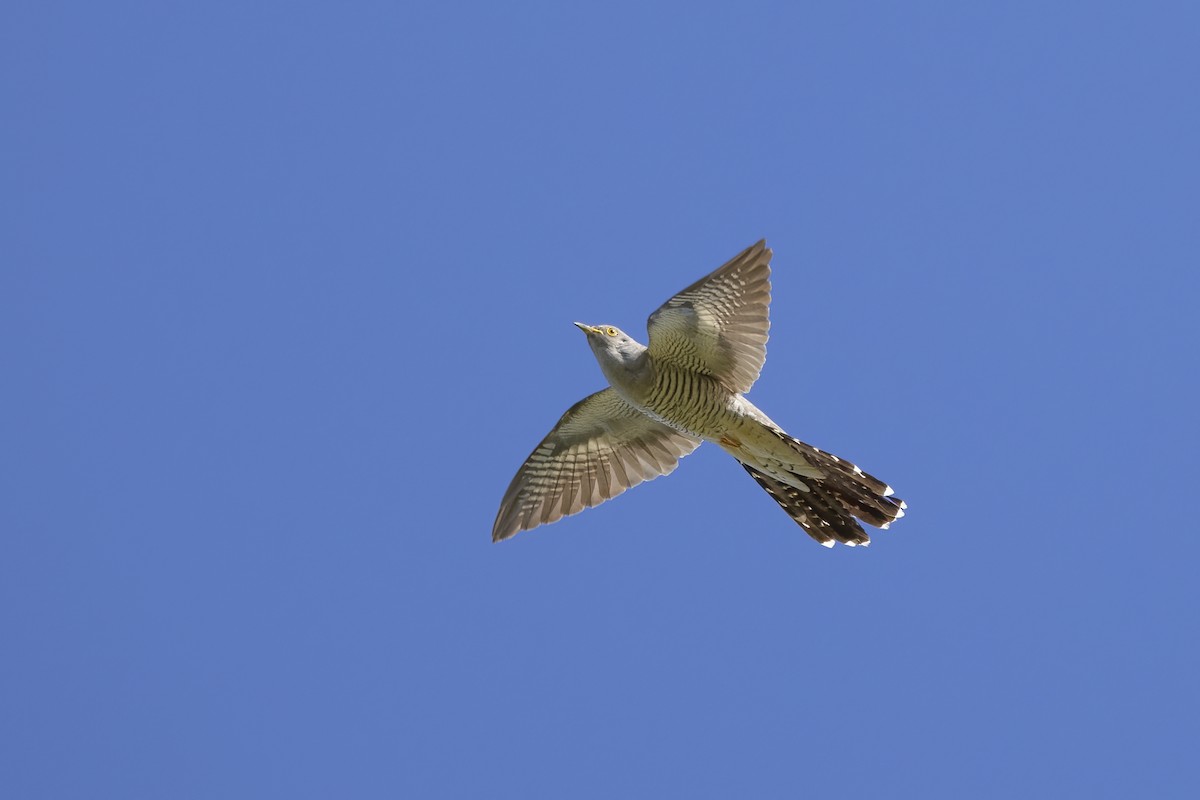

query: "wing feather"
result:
(492, 388), (702, 541)
(647, 240), (772, 394)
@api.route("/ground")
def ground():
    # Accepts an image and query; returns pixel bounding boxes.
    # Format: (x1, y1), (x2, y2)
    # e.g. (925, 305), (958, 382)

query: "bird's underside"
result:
(492, 240), (906, 547)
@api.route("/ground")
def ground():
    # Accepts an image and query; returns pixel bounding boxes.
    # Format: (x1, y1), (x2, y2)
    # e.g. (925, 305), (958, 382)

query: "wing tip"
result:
(491, 518), (517, 542)
(748, 238), (771, 262)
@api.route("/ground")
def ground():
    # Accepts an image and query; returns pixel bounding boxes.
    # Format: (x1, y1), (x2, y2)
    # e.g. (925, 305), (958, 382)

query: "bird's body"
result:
(493, 240), (906, 547)
(604, 359), (812, 480)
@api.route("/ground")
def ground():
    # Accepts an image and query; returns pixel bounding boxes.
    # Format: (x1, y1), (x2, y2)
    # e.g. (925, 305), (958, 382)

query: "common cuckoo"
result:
(492, 240), (906, 547)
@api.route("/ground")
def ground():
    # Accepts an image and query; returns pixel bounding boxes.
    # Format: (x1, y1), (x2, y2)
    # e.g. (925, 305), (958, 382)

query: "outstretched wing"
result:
(492, 388), (702, 541)
(647, 240), (772, 394)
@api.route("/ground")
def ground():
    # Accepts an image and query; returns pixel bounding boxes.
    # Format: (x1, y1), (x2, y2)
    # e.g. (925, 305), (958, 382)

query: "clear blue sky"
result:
(4, 2), (1198, 797)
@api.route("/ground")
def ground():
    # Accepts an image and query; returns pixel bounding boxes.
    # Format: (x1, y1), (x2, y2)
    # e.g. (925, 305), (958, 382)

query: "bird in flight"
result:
(492, 240), (906, 547)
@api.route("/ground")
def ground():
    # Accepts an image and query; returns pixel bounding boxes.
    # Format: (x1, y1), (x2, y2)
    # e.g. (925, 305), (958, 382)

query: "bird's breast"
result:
(635, 367), (740, 440)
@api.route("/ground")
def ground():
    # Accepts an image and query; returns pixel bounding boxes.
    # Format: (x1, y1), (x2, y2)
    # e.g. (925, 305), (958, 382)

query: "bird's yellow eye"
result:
(606, 327), (618, 336)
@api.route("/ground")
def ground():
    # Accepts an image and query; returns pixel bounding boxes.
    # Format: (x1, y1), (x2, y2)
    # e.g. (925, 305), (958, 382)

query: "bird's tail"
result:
(740, 439), (905, 548)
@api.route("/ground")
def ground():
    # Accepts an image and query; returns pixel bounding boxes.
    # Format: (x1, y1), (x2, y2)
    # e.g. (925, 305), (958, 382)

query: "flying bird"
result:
(492, 240), (905, 547)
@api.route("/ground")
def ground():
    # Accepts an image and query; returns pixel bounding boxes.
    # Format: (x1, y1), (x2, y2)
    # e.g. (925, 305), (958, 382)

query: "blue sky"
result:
(3, 1), (1198, 797)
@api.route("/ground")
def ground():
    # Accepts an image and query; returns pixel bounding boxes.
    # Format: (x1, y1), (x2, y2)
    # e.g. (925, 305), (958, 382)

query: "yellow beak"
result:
(573, 322), (601, 335)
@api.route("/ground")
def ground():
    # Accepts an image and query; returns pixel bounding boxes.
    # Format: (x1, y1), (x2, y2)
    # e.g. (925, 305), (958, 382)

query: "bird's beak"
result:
(574, 322), (599, 335)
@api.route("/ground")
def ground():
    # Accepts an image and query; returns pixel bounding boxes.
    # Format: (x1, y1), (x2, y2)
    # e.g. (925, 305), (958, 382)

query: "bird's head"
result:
(574, 322), (647, 372)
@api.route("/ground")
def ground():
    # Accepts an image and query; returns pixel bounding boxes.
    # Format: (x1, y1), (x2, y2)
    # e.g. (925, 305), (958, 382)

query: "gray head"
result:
(574, 322), (649, 387)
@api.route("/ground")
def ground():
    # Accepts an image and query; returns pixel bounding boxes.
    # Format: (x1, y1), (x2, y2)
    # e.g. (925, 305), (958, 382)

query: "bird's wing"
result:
(492, 388), (702, 541)
(646, 240), (772, 394)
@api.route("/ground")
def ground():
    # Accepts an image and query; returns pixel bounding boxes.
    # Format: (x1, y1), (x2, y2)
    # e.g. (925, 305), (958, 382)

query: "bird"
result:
(492, 240), (906, 547)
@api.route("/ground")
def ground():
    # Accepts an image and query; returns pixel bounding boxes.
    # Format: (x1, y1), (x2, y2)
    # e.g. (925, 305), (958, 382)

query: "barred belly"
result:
(636, 367), (741, 441)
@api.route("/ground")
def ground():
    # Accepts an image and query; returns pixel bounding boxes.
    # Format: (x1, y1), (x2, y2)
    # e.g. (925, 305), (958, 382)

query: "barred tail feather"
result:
(741, 441), (906, 547)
